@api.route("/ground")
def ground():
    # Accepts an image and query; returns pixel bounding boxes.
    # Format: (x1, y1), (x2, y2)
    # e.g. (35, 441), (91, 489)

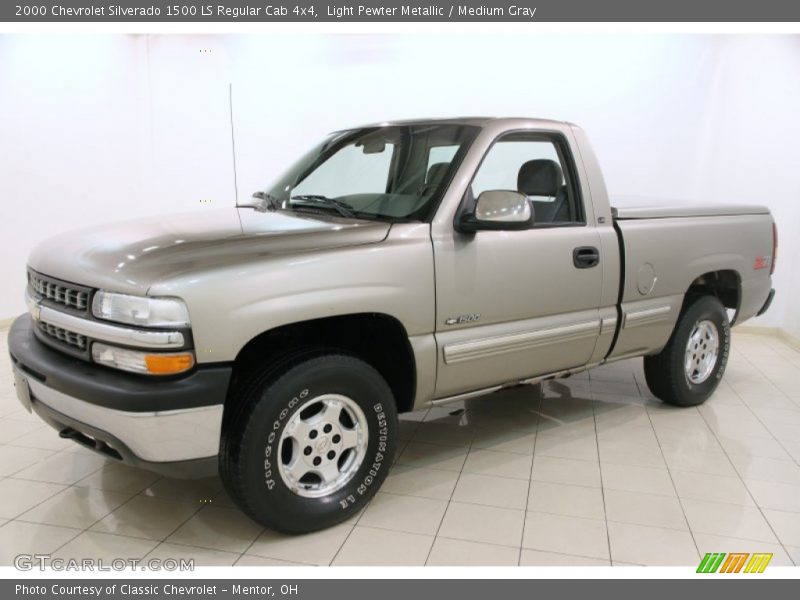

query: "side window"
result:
(427, 145), (459, 170)
(424, 145), (459, 187)
(292, 142), (395, 198)
(471, 135), (583, 225)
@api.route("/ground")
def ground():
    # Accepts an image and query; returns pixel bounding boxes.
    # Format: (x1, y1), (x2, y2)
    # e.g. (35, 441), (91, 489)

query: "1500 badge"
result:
(445, 314), (481, 326)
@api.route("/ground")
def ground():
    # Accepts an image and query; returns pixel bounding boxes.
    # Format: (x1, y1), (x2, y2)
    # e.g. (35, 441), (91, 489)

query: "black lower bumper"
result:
(8, 314), (232, 413)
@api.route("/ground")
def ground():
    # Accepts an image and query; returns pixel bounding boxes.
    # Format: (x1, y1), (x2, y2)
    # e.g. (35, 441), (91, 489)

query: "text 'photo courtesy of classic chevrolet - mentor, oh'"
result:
(8, 118), (777, 533)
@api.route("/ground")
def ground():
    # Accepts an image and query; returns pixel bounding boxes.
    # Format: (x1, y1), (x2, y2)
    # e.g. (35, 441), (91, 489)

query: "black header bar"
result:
(3, 0), (800, 23)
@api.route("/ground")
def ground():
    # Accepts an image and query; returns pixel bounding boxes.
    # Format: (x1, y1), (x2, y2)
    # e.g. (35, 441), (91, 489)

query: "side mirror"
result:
(456, 190), (533, 233)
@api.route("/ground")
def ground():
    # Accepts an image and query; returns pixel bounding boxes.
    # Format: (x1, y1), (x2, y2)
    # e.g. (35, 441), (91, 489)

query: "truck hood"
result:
(28, 208), (391, 295)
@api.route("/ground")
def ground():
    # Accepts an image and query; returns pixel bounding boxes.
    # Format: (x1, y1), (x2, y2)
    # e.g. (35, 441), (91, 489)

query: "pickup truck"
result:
(8, 118), (776, 533)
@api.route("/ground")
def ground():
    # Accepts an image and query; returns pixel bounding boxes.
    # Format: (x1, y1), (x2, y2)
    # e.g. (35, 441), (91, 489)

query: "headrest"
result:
(517, 159), (563, 197)
(426, 162), (450, 185)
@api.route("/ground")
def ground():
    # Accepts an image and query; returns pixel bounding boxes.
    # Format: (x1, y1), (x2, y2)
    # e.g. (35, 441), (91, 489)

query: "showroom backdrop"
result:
(1, 34), (799, 339)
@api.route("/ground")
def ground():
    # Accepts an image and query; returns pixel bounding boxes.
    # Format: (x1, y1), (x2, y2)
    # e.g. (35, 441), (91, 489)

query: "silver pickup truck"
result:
(8, 118), (776, 533)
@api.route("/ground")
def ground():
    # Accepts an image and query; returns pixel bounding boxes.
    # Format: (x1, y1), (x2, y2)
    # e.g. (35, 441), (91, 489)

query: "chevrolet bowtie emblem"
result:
(30, 299), (42, 321)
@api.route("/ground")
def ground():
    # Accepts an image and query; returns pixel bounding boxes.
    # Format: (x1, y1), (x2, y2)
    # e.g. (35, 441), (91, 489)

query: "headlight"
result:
(92, 343), (195, 376)
(92, 291), (190, 328)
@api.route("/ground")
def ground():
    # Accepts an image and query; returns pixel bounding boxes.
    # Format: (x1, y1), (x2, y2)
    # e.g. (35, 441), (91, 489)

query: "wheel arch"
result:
(684, 269), (741, 323)
(225, 313), (417, 418)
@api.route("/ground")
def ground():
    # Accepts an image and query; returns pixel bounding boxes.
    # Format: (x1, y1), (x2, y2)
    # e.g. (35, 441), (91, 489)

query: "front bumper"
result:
(8, 315), (231, 477)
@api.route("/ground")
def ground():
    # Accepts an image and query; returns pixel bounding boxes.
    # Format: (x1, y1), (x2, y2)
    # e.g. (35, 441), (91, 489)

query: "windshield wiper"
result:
(242, 190), (282, 212)
(290, 195), (356, 218)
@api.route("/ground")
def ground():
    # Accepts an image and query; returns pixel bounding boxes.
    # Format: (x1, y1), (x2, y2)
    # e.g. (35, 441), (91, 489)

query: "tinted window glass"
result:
(265, 125), (480, 221)
(292, 143), (395, 198)
(471, 136), (583, 225)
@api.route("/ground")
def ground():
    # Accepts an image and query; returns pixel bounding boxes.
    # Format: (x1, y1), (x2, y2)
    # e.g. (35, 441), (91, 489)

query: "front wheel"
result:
(643, 295), (730, 407)
(219, 353), (398, 533)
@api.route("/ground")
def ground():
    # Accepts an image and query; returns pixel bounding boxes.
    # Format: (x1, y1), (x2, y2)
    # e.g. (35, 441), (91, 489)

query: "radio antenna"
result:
(229, 82), (240, 205)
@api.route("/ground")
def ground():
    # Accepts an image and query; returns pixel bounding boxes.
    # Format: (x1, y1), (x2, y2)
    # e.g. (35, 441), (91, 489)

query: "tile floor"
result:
(1, 328), (800, 567)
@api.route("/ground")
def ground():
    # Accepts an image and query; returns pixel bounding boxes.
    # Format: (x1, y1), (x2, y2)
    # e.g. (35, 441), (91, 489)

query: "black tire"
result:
(643, 295), (730, 407)
(219, 353), (398, 533)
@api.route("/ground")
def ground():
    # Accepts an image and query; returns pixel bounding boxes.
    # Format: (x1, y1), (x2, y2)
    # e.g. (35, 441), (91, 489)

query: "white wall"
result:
(1, 34), (799, 337)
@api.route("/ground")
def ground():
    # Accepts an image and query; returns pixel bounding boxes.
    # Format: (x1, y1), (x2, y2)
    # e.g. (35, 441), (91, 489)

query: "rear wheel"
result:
(643, 295), (730, 407)
(219, 353), (398, 533)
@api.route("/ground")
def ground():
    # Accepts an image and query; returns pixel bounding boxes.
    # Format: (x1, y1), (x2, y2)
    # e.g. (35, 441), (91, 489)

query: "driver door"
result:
(433, 132), (605, 397)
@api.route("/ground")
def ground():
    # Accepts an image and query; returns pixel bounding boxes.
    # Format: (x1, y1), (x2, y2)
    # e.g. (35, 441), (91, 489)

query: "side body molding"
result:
(443, 319), (601, 365)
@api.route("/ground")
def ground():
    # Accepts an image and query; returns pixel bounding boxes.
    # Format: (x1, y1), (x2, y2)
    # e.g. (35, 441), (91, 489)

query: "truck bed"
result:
(607, 201), (774, 361)
(611, 197), (770, 220)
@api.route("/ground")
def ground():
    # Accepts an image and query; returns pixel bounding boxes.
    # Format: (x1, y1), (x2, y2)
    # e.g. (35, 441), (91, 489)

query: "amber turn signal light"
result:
(145, 353), (195, 375)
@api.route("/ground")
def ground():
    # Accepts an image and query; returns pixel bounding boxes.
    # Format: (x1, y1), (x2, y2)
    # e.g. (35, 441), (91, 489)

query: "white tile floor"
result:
(1, 328), (800, 566)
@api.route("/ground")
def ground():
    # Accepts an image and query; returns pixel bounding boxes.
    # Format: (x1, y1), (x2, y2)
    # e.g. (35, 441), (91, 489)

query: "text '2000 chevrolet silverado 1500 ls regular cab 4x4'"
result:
(8, 118), (776, 533)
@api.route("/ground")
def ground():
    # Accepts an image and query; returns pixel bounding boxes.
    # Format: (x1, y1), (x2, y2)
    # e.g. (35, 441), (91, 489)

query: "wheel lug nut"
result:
(309, 430), (318, 439)
(323, 424), (333, 434)
(303, 446), (312, 456)
(313, 456), (321, 466)
(332, 434), (341, 443)
(327, 450), (336, 460)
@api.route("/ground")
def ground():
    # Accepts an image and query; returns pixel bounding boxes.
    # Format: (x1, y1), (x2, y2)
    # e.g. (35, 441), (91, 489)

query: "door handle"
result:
(573, 246), (600, 269)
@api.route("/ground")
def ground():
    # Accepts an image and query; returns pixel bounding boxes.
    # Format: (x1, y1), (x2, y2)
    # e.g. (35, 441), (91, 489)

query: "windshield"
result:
(262, 124), (480, 221)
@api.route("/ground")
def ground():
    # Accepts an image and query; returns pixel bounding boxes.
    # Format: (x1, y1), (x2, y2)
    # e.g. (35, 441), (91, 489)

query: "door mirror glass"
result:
(457, 190), (533, 233)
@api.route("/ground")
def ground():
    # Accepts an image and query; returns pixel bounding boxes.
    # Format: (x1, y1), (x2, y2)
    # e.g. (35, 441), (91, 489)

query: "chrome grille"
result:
(29, 271), (89, 311)
(37, 320), (88, 351)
